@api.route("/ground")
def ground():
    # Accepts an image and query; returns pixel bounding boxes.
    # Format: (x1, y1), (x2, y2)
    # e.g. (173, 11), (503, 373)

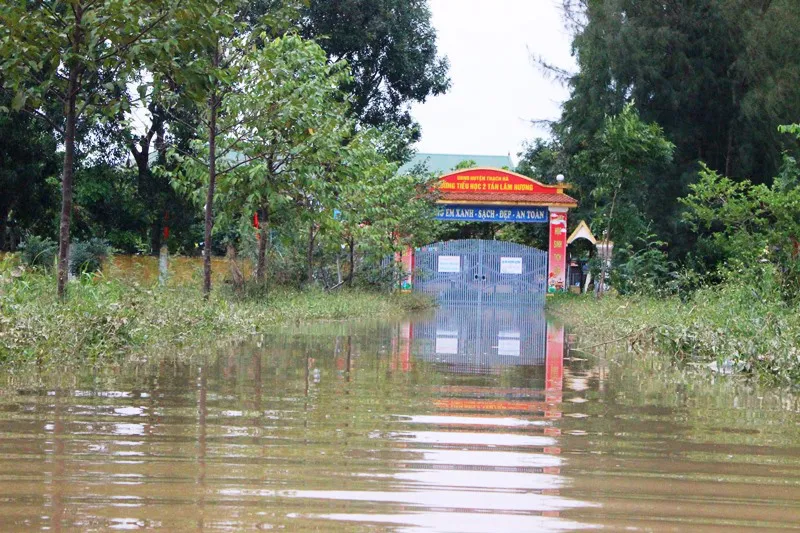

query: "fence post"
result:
(158, 245), (169, 286)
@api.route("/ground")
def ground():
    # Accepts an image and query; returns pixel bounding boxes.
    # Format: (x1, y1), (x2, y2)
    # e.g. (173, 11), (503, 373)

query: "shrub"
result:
(19, 235), (57, 270)
(69, 238), (112, 275)
(609, 233), (674, 297)
(355, 258), (404, 291)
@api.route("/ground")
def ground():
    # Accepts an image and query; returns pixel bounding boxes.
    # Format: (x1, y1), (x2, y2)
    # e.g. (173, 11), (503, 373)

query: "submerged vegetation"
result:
(0, 258), (431, 370)
(553, 270), (800, 386)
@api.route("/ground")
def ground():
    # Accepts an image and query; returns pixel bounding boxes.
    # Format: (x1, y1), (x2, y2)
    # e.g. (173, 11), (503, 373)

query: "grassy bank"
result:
(550, 282), (800, 386)
(0, 260), (432, 370)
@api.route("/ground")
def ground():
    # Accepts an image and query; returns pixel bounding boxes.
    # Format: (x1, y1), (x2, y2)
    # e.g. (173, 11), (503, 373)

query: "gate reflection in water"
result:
(410, 305), (550, 371)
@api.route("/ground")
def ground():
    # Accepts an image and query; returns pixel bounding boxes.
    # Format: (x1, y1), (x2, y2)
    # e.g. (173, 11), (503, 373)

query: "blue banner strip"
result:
(436, 205), (549, 223)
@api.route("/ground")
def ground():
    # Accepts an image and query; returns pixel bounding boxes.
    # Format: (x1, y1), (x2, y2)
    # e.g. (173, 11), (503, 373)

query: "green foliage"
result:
(19, 235), (57, 271)
(552, 276), (800, 385)
(681, 151), (800, 300)
(452, 159), (478, 170)
(516, 139), (564, 181)
(551, 0), (800, 258)
(0, 0), (177, 117)
(1, 1), (446, 294)
(576, 103), (674, 246)
(69, 238), (111, 275)
(327, 129), (438, 286)
(609, 232), (674, 297)
(0, 263), (433, 367)
(208, 34), (353, 228)
(0, 93), (60, 251)
(299, 0), (450, 132)
(72, 165), (149, 252)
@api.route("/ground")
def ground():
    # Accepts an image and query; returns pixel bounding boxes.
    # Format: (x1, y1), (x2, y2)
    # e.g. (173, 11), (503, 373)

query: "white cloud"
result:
(411, 0), (576, 161)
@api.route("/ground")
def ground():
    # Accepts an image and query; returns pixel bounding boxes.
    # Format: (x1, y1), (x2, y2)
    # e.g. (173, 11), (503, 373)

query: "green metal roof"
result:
(398, 153), (514, 175)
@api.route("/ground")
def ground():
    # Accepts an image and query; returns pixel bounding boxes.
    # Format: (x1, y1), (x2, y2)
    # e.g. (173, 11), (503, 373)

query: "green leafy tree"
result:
(681, 127), (800, 300)
(299, 0), (450, 133)
(552, 0), (800, 257)
(332, 143), (438, 287)
(127, 0), (300, 256)
(0, 0), (185, 298)
(575, 104), (674, 293)
(173, 35), (352, 286)
(590, 104), (674, 244)
(160, 1), (277, 297)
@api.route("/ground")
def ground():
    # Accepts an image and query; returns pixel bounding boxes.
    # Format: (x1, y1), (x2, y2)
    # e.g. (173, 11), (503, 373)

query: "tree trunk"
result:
(203, 45), (220, 299)
(150, 217), (162, 255)
(306, 223), (316, 285)
(255, 207), (269, 283)
(57, 69), (80, 300)
(725, 127), (734, 178)
(597, 181), (622, 299)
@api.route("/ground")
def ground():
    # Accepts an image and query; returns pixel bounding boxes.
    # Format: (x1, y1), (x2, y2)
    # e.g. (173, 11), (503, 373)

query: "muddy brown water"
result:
(1, 307), (799, 532)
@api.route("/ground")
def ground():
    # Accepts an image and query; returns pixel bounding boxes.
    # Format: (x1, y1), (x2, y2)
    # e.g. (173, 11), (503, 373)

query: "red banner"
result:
(439, 168), (557, 195)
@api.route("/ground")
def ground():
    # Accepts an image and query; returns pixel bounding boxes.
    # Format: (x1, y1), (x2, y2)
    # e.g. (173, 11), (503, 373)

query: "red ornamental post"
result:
(548, 208), (568, 293)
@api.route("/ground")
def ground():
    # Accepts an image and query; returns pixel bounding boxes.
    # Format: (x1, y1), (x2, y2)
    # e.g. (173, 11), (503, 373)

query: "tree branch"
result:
(95, 8), (172, 63)
(25, 107), (64, 135)
(216, 150), (272, 177)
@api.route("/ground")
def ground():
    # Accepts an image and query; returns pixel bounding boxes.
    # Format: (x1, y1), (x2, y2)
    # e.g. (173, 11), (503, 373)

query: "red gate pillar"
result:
(548, 208), (569, 293)
(396, 246), (414, 292)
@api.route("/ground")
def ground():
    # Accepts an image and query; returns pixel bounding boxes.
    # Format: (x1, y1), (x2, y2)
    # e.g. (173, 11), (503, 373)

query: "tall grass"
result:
(551, 279), (800, 385)
(0, 257), (432, 370)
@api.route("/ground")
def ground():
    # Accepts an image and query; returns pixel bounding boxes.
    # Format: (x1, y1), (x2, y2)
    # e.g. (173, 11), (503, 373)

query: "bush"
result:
(609, 232), (675, 297)
(355, 258), (405, 291)
(19, 235), (57, 271)
(69, 238), (112, 275)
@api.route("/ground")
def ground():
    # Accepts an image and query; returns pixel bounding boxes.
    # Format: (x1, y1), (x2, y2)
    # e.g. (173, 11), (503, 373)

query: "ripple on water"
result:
(0, 311), (798, 531)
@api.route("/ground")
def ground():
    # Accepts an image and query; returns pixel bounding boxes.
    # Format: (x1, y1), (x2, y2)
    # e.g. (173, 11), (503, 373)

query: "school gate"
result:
(415, 239), (548, 306)
(407, 168), (578, 304)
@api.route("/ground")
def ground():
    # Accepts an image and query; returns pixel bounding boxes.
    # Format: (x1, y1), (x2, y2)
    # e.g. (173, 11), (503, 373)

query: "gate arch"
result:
(414, 239), (547, 306)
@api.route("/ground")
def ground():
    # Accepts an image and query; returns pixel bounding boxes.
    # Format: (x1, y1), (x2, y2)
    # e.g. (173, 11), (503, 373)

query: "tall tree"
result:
(299, 0), (450, 134)
(207, 35), (352, 284)
(0, 0), (180, 298)
(332, 133), (438, 285)
(158, 1), (279, 297)
(552, 0), (800, 257)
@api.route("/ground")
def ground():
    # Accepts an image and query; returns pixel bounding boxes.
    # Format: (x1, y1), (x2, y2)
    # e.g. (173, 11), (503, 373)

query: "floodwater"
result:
(1, 307), (799, 532)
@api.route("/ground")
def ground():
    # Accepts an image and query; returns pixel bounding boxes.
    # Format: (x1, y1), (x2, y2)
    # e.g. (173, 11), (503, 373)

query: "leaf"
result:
(11, 91), (27, 111)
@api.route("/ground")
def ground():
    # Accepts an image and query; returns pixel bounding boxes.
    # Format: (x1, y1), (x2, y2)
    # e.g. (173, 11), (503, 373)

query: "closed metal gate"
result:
(414, 239), (547, 306)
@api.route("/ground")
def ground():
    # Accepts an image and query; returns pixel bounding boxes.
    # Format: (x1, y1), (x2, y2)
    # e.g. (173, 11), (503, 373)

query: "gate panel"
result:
(415, 239), (547, 306)
(414, 240), (484, 305)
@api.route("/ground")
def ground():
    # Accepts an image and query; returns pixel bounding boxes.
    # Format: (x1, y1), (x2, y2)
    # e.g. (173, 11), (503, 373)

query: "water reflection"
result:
(409, 305), (548, 370)
(291, 307), (594, 531)
(1, 306), (799, 531)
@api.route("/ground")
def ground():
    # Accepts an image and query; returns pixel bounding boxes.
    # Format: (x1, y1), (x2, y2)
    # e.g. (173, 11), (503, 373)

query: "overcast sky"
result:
(410, 0), (576, 161)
